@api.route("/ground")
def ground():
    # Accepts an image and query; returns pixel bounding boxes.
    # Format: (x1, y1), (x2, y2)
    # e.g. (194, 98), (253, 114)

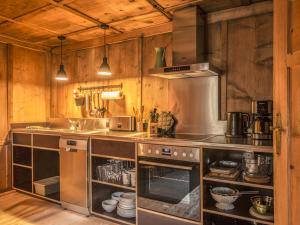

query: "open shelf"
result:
(203, 208), (274, 225)
(93, 205), (136, 225)
(92, 179), (135, 191)
(13, 146), (32, 166)
(203, 180), (274, 225)
(13, 165), (32, 192)
(92, 182), (136, 225)
(204, 211), (272, 225)
(203, 176), (273, 190)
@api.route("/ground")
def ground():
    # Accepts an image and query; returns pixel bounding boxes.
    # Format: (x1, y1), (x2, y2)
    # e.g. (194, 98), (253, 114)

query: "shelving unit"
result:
(90, 138), (136, 225)
(201, 146), (274, 225)
(12, 132), (61, 204)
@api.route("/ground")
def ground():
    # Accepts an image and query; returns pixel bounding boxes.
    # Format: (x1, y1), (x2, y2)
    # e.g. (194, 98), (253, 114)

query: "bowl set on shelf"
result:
(208, 153), (272, 184)
(210, 187), (273, 221)
(102, 192), (136, 218)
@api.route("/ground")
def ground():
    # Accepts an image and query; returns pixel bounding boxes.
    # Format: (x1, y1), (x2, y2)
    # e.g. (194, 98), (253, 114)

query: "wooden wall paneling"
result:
(0, 43), (8, 141)
(142, 33), (171, 117)
(0, 43), (10, 192)
(226, 13), (273, 113)
(51, 39), (141, 118)
(11, 46), (49, 122)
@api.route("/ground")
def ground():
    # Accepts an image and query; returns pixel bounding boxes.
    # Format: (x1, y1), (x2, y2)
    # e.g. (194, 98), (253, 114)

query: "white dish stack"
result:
(117, 192), (136, 218)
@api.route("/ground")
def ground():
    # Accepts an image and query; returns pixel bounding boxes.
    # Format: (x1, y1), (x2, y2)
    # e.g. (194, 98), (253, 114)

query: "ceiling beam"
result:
(145, 0), (173, 20)
(165, 0), (205, 12)
(35, 11), (158, 44)
(0, 14), (59, 35)
(41, 0), (122, 33)
(0, 34), (50, 52)
(51, 22), (172, 54)
(206, 1), (273, 24)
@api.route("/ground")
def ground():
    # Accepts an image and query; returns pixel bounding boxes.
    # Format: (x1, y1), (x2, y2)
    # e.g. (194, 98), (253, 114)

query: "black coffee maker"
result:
(226, 112), (250, 137)
(251, 100), (273, 140)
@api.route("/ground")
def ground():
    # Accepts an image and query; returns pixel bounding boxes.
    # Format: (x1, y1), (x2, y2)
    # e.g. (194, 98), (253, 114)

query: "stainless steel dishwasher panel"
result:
(59, 137), (89, 215)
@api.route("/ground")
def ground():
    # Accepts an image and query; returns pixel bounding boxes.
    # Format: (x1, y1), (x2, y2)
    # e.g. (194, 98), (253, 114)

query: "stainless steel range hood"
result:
(149, 6), (221, 79)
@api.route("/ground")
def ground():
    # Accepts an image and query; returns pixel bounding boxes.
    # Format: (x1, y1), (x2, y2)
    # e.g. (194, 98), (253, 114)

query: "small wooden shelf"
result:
(203, 176), (274, 190)
(92, 179), (136, 191)
(92, 206), (136, 225)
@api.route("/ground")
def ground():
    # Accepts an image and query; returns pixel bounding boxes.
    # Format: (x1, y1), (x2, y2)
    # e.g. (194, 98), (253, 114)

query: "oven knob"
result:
(148, 149), (152, 154)
(190, 153), (194, 158)
(174, 152), (178, 156)
(155, 150), (159, 155)
(182, 152), (187, 157)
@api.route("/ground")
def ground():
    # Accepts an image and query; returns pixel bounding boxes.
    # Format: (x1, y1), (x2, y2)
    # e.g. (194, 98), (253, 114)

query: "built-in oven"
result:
(137, 143), (200, 223)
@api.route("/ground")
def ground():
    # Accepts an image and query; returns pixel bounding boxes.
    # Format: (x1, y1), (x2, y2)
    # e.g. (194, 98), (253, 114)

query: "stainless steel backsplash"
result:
(168, 76), (226, 135)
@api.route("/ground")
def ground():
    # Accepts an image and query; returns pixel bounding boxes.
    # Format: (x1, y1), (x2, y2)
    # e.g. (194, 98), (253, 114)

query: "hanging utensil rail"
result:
(78, 83), (122, 92)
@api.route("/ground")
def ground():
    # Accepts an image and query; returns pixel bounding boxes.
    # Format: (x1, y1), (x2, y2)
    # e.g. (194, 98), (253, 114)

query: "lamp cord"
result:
(104, 29), (106, 57)
(60, 38), (63, 65)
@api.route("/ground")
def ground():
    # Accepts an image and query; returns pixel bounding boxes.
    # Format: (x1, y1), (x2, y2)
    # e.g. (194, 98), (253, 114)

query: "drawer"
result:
(13, 133), (31, 146)
(91, 139), (135, 160)
(33, 134), (60, 149)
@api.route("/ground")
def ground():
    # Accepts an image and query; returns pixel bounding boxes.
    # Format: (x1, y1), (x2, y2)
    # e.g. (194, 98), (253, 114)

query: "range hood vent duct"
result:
(149, 6), (221, 79)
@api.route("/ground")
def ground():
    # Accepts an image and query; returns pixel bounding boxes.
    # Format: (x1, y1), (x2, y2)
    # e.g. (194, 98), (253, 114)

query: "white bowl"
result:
(112, 192), (124, 201)
(102, 199), (118, 213)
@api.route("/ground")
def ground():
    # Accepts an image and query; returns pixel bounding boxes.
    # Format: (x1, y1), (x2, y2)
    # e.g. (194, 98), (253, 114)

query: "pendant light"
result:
(56, 35), (68, 81)
(97, 24), (112, 76)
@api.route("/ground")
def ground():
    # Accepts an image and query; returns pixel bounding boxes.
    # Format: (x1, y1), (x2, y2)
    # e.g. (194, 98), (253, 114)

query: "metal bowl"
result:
(250, 196), (273, 215)
(210, 187), (239, 204)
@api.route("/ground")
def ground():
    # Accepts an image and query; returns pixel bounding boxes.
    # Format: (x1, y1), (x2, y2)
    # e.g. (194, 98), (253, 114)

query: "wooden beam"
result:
(0, 34), (50, 52)
(146, 0), (173, 20)
(165, 0), (204, 11)
(35, 11), (158, 44)
(41, 0), (122, 33)
(51, 22), (172, 54)
(207, 1), (273, 24)
(0, 14), (59, 35)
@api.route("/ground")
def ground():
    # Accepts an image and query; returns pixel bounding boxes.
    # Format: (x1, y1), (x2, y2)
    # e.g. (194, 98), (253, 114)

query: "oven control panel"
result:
(137, 143), (200, 163)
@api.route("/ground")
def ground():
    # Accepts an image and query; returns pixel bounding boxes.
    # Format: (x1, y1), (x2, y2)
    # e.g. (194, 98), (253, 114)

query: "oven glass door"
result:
(138, 158), (200, 222)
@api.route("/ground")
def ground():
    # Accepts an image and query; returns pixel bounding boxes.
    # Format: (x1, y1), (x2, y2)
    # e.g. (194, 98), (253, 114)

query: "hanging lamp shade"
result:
(97, 57), (112, 76)
(56, 64), (68, 80)
(56, 35), (68, 81)
(97, 24), (112, 76)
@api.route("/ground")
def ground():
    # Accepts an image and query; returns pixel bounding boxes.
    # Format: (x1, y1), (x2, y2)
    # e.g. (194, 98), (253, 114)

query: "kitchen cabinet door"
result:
(274, 1), (300, 225)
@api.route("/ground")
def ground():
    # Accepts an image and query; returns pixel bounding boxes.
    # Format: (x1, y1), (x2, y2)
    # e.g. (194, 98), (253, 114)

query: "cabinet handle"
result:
(274, 113), (283, 155)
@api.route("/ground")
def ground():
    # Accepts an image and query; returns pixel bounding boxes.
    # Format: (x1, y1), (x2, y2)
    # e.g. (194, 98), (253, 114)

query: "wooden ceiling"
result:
(0, 0), (270, 50)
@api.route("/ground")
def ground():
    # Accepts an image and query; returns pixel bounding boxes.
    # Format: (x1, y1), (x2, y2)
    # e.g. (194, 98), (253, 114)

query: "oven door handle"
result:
(138, 160), (193, 171)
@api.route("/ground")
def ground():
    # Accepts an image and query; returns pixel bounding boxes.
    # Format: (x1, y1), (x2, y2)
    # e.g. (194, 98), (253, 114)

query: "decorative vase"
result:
(154, 47), (166, 68)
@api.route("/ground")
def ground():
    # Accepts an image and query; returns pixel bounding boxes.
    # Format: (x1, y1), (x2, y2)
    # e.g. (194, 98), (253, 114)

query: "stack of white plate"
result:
(117, 192), (136, 218)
